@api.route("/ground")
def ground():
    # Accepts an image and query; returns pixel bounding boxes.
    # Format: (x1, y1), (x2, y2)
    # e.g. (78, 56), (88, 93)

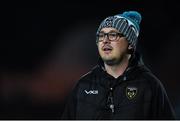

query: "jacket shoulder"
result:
(78, 65), (100, 82)
(141, 69), (162, 85)
(140, 67), (167, 92)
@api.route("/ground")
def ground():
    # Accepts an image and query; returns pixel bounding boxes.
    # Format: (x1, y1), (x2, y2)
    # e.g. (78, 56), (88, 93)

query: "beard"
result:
(102, 55), (124, 66)
(99, 44), (129, 66)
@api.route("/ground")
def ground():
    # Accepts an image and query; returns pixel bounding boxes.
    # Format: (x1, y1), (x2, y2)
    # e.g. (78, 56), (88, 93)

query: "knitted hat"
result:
(96, 11), (142, 49)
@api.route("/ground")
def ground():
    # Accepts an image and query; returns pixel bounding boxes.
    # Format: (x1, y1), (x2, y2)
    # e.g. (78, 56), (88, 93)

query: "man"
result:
(61, 11), (176, 119)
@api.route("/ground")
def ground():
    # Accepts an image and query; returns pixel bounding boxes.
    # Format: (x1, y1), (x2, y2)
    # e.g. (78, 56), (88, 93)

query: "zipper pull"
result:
(110, 104), (114, 113)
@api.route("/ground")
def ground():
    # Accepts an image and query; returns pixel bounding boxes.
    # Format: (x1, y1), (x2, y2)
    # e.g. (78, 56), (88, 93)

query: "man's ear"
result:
(128, 44), (133, 50)
(128, 44), (134, 54)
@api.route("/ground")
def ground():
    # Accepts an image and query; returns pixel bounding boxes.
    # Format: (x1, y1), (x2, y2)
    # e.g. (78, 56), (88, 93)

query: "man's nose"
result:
(103, 35), (110, 43)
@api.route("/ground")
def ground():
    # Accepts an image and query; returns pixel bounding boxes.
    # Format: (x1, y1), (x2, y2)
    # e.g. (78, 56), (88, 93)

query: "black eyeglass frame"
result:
(96, 32), (124, 43)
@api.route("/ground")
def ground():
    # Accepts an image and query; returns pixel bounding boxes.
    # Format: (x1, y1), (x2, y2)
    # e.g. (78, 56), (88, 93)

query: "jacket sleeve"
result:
(61, 86), (77, 119)
(150, 76), (176, 119)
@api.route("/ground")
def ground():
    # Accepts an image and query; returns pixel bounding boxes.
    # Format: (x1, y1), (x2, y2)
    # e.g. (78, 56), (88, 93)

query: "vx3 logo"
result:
(84, 90), (98, 95)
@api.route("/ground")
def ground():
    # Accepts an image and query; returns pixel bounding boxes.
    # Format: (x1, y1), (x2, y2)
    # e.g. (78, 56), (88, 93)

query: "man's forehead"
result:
(100, 27), (119, 33)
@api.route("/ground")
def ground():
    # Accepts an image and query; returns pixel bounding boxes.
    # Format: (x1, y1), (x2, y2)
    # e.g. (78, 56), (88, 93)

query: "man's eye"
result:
(99, 34), (104, 37)
(109, 33), (117, 37)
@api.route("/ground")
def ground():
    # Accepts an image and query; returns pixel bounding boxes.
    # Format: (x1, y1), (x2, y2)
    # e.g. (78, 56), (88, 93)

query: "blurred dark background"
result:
(0, 0), (180, 119)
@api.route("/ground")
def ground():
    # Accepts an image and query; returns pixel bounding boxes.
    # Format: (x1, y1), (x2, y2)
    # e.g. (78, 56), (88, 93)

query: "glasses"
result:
(97, 32), (124, 42)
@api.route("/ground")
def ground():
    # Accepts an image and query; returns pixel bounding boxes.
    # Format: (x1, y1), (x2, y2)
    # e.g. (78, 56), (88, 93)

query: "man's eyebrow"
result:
(109, 30), (119, 33)
(99, 30), (119, 33)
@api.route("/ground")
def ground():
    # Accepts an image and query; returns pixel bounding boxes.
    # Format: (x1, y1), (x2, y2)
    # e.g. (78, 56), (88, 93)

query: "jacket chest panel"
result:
(76, 78), (153, 119)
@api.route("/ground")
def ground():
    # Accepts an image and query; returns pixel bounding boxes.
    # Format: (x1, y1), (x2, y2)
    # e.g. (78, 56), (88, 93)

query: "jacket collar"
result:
(96, 52), (149, 82)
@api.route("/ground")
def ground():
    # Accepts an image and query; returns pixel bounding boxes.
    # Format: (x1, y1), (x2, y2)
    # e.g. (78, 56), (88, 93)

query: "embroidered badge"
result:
(126, 86), (137, 100)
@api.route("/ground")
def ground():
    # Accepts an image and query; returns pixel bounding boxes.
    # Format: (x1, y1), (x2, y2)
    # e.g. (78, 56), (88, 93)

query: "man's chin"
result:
(103, 58), (116, 66)
(102, 56), (123, 66)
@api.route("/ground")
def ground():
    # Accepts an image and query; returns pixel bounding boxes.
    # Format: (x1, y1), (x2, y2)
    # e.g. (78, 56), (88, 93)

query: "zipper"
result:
(107, 87), (115, 114)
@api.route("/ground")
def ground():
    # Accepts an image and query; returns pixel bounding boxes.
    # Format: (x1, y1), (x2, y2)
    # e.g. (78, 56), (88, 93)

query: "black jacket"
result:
(61, 53), (176, 119)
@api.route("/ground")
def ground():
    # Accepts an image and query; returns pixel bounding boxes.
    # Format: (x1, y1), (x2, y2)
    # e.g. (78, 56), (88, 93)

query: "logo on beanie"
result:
(104, 16), (114, 27)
